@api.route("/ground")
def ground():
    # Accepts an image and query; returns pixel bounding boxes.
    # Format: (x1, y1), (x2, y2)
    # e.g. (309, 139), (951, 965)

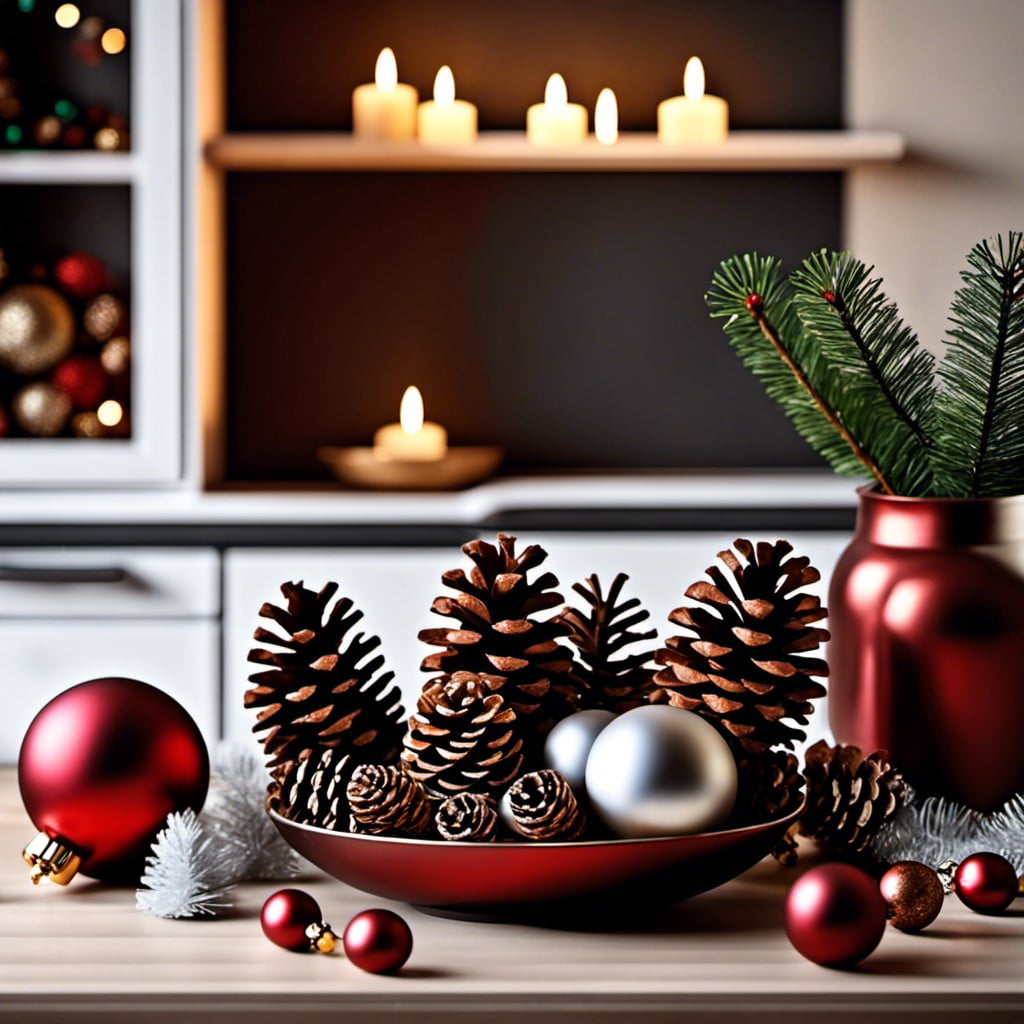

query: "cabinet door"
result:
(0, 620), (219, 763)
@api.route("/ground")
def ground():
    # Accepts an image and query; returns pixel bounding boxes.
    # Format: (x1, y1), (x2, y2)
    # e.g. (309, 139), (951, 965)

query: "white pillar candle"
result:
(373, 386), (448, 462)
(417, 66), (478, 144)
(595, 87), (618, 144)
(657, 57), (729, 143)
(352, 47), (419, 140)
(526, 73), (587, 145)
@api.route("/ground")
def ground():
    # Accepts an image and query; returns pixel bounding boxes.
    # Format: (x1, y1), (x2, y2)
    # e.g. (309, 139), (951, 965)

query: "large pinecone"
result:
(419, 534), (575, 746)
(556, 573), (657, 713)
(402, 671), (524, 798)
(245, 580), (406, 774)
(347, 764), (433, 837)
(277, 747), (350, 830)
(651, 539), (828, 753)
(797, 740), (907, 856)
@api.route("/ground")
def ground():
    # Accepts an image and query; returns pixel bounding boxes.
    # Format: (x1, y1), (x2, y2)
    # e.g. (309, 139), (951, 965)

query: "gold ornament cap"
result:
(23, 832), (83, 886)
(305, 921), (338, 954)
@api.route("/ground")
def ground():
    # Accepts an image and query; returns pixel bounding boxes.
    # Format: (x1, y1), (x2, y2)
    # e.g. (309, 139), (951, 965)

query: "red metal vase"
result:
(829, 487), (1024, 812)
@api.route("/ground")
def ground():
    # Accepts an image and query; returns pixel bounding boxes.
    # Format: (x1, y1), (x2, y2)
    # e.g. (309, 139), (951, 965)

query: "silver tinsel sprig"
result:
(870, 787), (1024, 874)
(136, 743), (302, 920)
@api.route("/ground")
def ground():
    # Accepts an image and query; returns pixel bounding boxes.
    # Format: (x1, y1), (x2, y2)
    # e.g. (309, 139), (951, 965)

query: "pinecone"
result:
(277, 747), (349, 830)
(418, 534), (575, 747)
(651, 539), (828, 753)
(797, 740), (907, 856)
(435, 792), (498, 842)
(556, 573), (657, 713)
(402, 671), (524, 798)
(503, 769), (585, 841)
(245, 580), (405, 773)
(732, 749), (805, 825)
(346, 764), (433, 837)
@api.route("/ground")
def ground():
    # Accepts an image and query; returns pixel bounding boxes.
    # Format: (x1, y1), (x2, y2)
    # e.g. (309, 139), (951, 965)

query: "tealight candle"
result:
(373, 386), (448, 462)
(417, 66), (478, 144)
(526, 73), (587, 145)
(352, 47), (419, 140)
(657, 57), (729, 143)
(595, 87), (618, 145)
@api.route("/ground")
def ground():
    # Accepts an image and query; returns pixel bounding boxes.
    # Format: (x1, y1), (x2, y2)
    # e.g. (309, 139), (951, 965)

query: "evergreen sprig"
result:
(931, 233), (1024, 497)
(706, 233), (1024, 498)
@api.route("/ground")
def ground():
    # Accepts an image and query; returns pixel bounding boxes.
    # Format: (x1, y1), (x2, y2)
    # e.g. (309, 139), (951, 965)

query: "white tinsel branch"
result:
(136, 809), (234, 919)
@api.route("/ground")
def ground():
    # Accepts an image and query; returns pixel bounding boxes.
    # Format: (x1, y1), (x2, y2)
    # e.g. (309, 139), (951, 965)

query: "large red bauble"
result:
(343, 909), (413, 975)
(785, 863), (887, 969)
(954, 853), (1018, 915)
(261, 889), (323, 952)
(52, 355), (108, 409)
(53, 252), (107, 299)
(18, 677), (209, 884)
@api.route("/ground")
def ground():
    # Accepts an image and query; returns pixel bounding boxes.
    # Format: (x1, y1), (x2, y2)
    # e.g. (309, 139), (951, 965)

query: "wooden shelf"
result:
(0, 151), (137, 185)
(205, 130), (905, 173)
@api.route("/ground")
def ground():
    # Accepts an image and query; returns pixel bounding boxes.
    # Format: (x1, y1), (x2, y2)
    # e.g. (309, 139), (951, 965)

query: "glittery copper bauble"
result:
(83, 293), (126, 341)
(343, 909), (412, 975)
(879, 861), (944, 932)
(52, 354), (108, 408)
(954, 853), (1019, 915)
(54, 252), (107, 299)
(260, 889), (323, 952)
(785, 863), (886, 969)
(101, 336), (130, 374)
(12, 382), (72, 436)
(94, 126), (124, 151)
(0, 284), (75, 374)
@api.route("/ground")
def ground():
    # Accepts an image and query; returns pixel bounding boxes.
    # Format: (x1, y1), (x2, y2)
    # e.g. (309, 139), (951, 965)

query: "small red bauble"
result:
(261, 889), (326, 952)
(343, 909), (413, 975)
(52, 355), (108, 409)
(879, 861), (944, 932)
(785, 863), (887, 969)
(954, 853), (1019, 915)
(18, 678), (209, 885)
(53, 252), (107, 299)
(745, 294), (763, 313)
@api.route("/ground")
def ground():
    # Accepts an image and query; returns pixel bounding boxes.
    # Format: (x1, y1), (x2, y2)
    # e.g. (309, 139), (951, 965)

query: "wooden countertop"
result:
(1, 769), (1021, 1023)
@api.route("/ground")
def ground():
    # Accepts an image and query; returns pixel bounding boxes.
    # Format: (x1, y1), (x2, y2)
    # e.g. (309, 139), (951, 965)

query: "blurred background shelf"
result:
(205, 130), (905, 173)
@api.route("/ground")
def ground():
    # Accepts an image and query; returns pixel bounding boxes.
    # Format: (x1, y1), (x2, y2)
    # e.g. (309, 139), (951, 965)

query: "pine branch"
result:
(706, 253), (895, 492)
(931, 233), (1024, 497)
(790, 250), (937, 496)
(136, 810), (234, 919)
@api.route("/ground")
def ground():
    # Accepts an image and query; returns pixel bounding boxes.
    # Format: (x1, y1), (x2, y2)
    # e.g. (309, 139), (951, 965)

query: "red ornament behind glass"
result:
(18, 677), (209, 885)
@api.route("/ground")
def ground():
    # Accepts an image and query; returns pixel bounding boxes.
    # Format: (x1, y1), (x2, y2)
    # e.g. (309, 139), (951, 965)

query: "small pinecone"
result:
(556, 573), (657, 713)
(436, 793), (498, 842)
(418, 534), (576, 748)
(733, 749), (805, 825)
(504, 769), (585, 841)
(402, 671), (524, 798)
(651, 539), (828, 753)
(797, 740), (907, 856)
(246, 580), (405, 774)
(347, 763), (433, 837)
(277, 747), (349, 830)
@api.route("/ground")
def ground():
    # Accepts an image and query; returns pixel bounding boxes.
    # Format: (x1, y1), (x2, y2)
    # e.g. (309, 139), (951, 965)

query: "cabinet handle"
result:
(0, 566), (128, 584)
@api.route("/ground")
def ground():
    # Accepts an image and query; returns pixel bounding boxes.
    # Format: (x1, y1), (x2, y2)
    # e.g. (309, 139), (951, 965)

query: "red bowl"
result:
(270, 803), (801, 919)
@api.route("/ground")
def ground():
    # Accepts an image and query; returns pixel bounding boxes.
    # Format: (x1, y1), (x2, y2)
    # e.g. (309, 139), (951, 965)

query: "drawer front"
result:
(224, 533), (847, 748)
(0, 620), (219, 763)
(0, 549), (219, 618)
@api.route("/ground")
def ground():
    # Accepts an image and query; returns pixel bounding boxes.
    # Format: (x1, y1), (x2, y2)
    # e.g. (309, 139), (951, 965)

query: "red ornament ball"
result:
(52, 354), (108, 409)
(0, 404), (7, 437)
(18, 678), (209, 884)
(954, 853), (1019, 915)
(343, 909), (413, 975)
(53, 252), (107, 299)
(785, 863), (887, 969)
(261, 889), (323, 952)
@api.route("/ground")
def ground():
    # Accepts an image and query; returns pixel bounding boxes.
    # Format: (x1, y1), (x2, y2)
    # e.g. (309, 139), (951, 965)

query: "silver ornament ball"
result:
(543, 709), (616, 795)
(584, 704), (737, 839)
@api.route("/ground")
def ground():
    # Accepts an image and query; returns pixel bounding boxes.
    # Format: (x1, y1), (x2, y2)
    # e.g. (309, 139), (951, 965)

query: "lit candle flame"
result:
(399, 386), (424, 434)
(434, 65), (455, 108)
(684, 56), (705, 101)
(545, 73), (568, 112)
(375, 47), (398, 93)
(595, 87), (618, 144)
